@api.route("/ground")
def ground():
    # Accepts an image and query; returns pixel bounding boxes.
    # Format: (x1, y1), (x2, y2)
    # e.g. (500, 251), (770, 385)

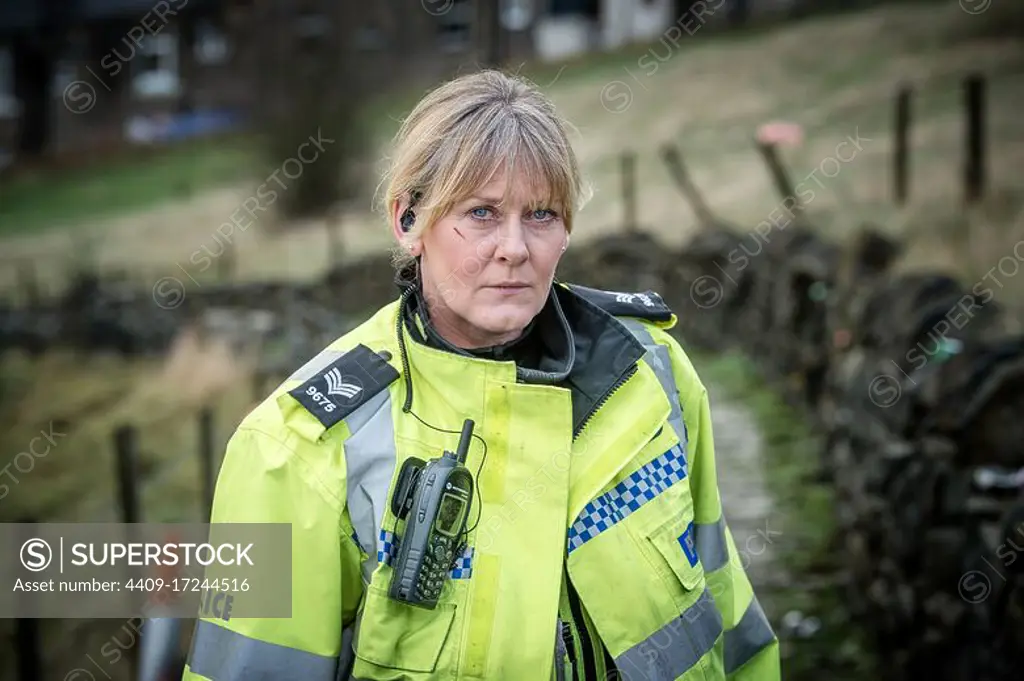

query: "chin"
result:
(473, 305), (537, 336)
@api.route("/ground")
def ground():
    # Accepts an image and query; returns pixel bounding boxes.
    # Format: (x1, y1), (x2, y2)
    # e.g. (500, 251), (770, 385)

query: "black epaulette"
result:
(286, 344), (400, 430)
(566, 284), (674, 322)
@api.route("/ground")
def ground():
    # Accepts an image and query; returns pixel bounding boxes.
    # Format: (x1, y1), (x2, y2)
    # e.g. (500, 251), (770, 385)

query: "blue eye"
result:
(530, 209), (556, 221)
(469, 207), (493, 220)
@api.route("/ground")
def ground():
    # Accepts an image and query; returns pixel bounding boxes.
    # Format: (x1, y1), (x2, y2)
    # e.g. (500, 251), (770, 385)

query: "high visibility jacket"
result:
(182, 282), (779, 681)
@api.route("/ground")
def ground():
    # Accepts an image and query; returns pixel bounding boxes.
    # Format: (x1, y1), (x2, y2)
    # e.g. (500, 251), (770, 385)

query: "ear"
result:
(390, 199), (408, 244)
(391, 200), (422, 257)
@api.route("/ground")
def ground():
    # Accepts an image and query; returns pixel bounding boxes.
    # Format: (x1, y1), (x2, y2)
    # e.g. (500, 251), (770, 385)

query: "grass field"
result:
(0, 136), (255, 239)
(0, 331), (256, 524)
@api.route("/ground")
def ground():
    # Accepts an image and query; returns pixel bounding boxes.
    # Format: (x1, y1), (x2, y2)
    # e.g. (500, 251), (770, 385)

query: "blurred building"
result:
(0, 0), (748, 168)
(0, 0), (255, 167)
(535, 0), (675, 62)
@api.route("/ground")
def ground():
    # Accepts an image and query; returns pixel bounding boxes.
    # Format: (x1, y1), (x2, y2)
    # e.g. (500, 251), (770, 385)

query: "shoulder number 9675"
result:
(306, 386), (336, 412)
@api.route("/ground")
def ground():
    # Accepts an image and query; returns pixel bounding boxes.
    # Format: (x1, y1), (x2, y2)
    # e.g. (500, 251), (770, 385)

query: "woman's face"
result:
(399, 167), (569, 349)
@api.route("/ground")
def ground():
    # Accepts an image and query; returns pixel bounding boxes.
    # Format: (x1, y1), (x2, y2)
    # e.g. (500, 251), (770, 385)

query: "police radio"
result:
(388, 419), (475, 608)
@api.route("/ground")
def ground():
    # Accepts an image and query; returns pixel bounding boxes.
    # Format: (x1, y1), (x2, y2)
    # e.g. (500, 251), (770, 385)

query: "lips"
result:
(486, 283), (531, 296)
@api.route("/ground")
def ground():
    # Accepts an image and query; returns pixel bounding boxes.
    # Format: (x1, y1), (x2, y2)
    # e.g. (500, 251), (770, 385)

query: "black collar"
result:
(397, 271), (646, 438)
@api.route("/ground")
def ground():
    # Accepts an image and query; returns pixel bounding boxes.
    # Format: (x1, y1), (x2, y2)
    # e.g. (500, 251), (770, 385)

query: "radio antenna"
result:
(455, 419), (475, 464)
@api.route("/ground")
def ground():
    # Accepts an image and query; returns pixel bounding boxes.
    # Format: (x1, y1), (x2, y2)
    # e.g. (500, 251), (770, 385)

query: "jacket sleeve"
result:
(668, 338), (781, 681)
(182, 422), (365, 681)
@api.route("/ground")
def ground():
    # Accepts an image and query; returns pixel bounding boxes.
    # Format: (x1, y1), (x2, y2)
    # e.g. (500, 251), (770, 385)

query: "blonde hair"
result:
(380, 69), (588, 270)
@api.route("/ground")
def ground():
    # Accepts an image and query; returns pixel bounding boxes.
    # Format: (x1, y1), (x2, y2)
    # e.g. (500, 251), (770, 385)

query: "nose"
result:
(492, 218), (529, 265)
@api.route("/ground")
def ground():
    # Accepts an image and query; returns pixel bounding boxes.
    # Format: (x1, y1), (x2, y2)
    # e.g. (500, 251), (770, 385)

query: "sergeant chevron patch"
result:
(567, 284), (674, 322)
(287, 344), (399, 429)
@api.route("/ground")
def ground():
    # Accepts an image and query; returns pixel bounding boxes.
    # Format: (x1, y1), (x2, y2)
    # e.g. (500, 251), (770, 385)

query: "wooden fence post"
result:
(894, 83), (913, 205)
(114, 425), (140, 524)
(964, 73), (987, 205)
(659, 144), (717, 229)
(113, 425), (141, 677)
(15, 617), (41, 681)
(621, 151), (638, 232)
(755, 140), (803, 219)
(198, 407), (216, 521)
(15, 517), (43, 681)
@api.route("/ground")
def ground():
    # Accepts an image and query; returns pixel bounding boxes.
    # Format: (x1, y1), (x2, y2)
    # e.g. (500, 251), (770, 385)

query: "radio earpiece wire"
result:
(394, 288), (489, 557)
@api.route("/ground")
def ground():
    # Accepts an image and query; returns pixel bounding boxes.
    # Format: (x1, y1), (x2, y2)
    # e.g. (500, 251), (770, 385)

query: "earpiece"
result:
(400, 207), (416, 232)
(399, 191), (422, 233)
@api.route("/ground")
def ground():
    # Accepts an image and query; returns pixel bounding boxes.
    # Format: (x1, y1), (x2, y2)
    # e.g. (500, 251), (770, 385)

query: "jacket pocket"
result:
(641, 507), (707, 613)
(354, 584), (457, 673)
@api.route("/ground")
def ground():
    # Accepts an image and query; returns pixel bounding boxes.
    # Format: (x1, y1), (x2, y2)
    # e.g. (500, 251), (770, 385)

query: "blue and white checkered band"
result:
(377, 529), (475, 579)
(449, 547), (474, 579)
(567, 442), (689, 555)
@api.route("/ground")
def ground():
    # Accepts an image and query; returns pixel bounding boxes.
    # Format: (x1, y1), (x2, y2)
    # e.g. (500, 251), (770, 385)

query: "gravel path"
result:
(707, 392), (780, 587)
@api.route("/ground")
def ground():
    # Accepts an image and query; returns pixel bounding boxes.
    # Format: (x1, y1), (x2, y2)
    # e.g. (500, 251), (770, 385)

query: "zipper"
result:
(564, 364), (639, 675)
(559, 618), (578, 681)
(573, 363), (638, 440)
(565, 566), (597, 681)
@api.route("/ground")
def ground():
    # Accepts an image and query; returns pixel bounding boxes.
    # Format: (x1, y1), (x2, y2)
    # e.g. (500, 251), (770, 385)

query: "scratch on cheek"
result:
(453, 227), (466, 240)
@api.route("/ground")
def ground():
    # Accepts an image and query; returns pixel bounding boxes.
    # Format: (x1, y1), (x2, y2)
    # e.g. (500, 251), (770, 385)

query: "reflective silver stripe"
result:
(618, 319), (688, 454)
(289, 348), (345, 383)
(284, 347), (396, 676)
(342, 388), (398, 585)
(615, 587), (723, 681)
(286, 344), (397, 582)
(724, 597), (776, 674)
(694, 516), (729, 573)
(188, 619), (338, 681)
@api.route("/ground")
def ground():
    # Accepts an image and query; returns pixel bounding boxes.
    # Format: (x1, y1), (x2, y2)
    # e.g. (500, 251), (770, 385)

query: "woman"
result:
(183, 70), (779, 681)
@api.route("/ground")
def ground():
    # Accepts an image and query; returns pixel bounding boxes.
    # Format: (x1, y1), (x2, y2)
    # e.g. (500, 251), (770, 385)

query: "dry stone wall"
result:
(664, 219), (1024, 681)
